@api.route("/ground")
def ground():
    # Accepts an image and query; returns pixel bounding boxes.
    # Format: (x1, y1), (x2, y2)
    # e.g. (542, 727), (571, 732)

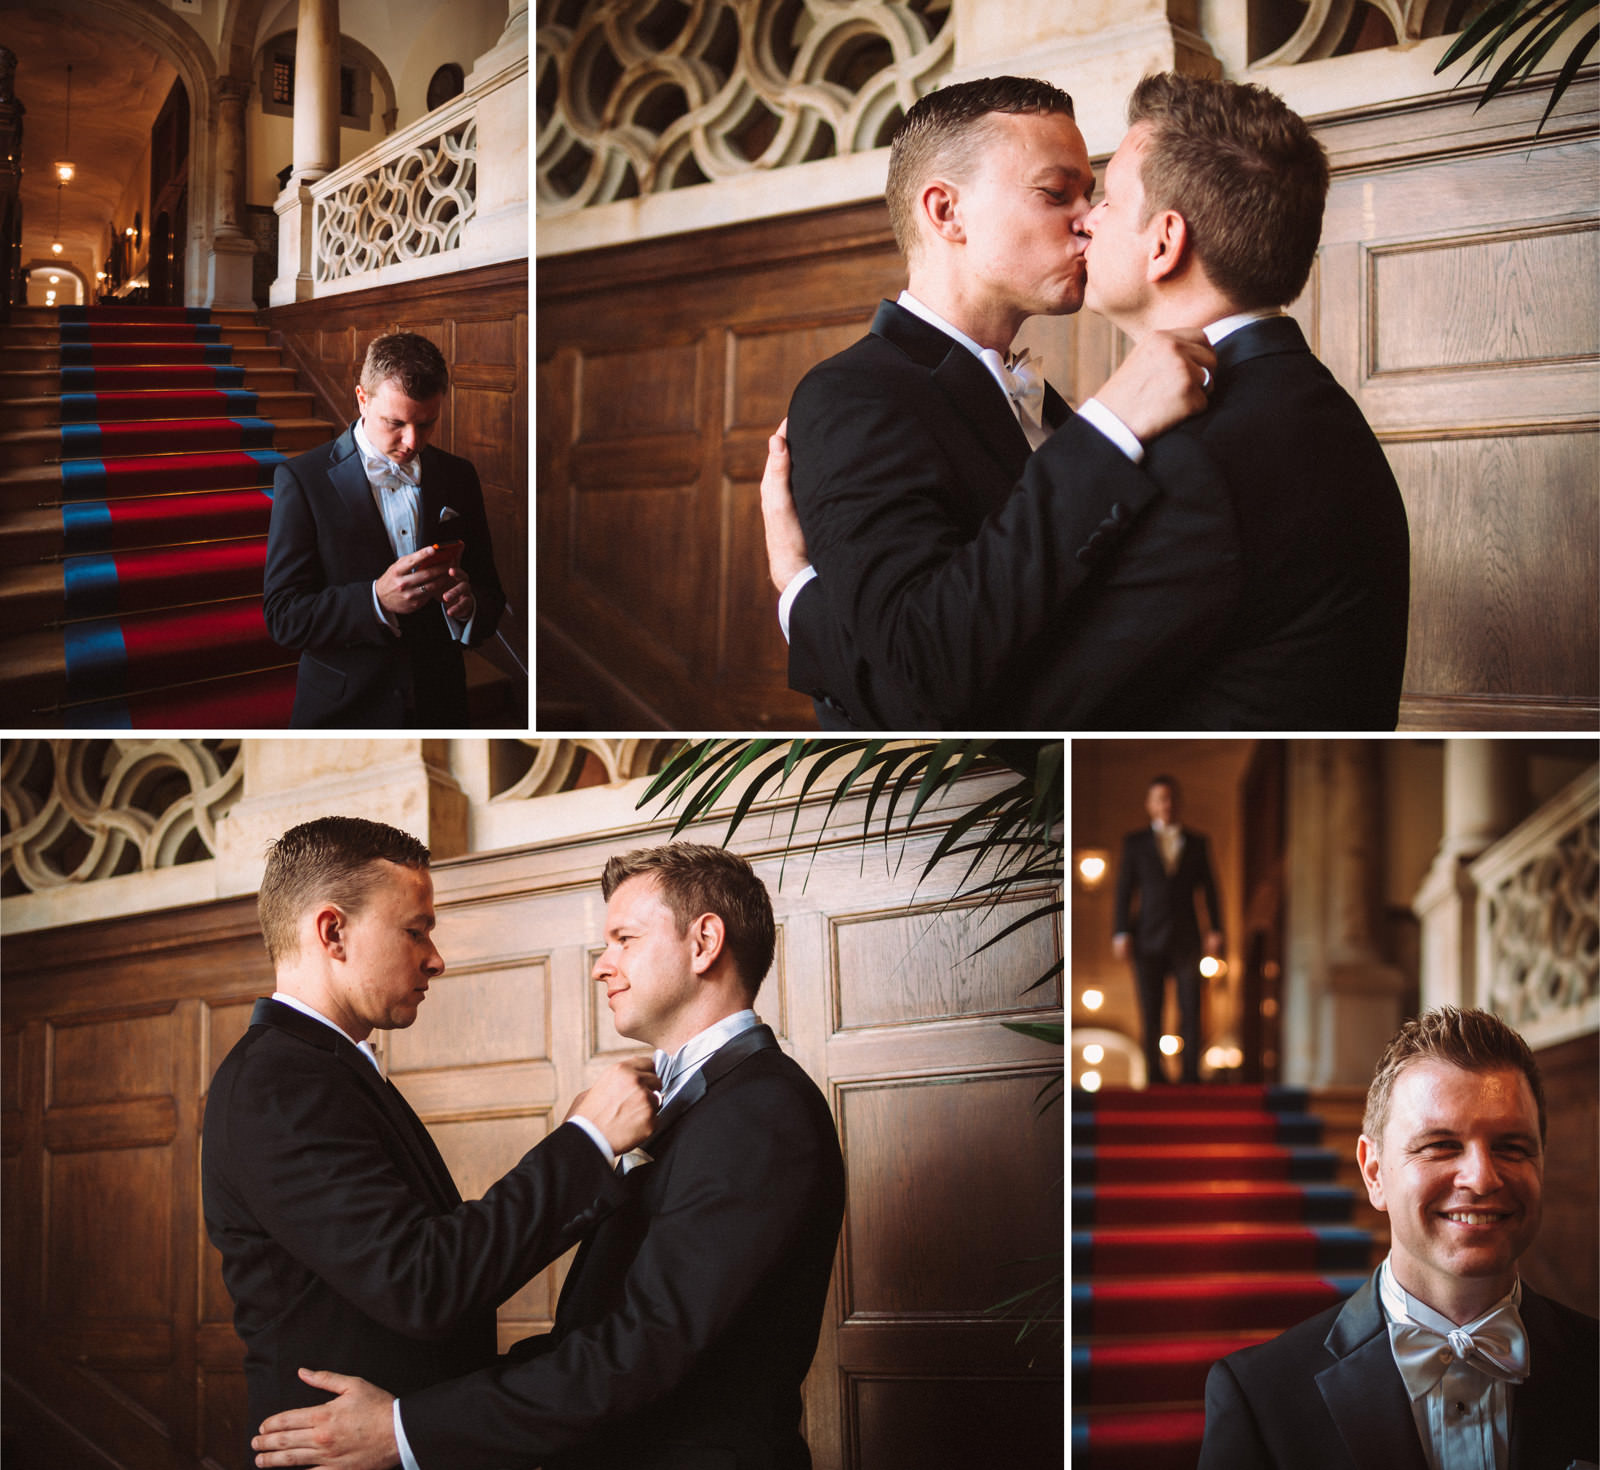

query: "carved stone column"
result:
(953, 0), (1218, 157)
(1413, 740), (1528, 1010)
(207, 75), (256, 310)
(1283, 741), (1408, 1086)
(214, 740), (469, 897)
(271, 0), (341, 305)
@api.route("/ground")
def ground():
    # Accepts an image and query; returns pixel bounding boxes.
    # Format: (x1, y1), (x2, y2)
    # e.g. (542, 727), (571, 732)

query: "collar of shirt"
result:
(658, 1008), (761, 1104)
(1204, 306), (1286, 346)
(1378, 1256), (1519, 1470)
(353, 416), (423, 490)
(270, 991), (382, 1074)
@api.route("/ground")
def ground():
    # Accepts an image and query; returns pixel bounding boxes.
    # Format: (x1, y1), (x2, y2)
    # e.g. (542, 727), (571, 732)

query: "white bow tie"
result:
(363, 454), (419, 489)
(1388, 1302), (1529, 1398)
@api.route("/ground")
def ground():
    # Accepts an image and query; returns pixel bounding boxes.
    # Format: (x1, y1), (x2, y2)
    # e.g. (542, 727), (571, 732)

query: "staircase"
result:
(1071, 1085), (1381, 1469)
(0, 303), (334, 725)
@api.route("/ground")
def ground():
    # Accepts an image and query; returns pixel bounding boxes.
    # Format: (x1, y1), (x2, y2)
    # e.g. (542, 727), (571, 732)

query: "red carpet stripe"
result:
(65, 664), (297, 729)
(1072, 1272), (1365, 1335)
(1072, 1409), (1209, 1470)
(1073, 1110), (1323, 1145)
(60, 448), (284, 499)
(1074, 1142), (1339, 1183)
(62, 540), (267, 618)
(59, 341), (232, 367)
(58, 388), (259, 423)
(60, 364), (248, 390)
(1073, 1179), (1357, 1226)
(58, 322), (223, 344)
(59, 305), (210, 323)
(1073, 1334), (1274, 1403)
(63, 600), (282, 701)
(60, 489), (273, 555)
(1073, 1084), (1309, 1114)
(1073, 1223), (1372, 1276)
(61, 417), (276, 457)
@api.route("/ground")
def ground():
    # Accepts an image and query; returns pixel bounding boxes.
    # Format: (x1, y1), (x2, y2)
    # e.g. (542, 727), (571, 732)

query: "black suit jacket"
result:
(1199, 1270), (1600, 1470)
(1113, 827), (1222, 958)
(785, 298), (1159, 728)
(788, 309), (1409, 730)
(201, 999), (625, 1446)
(262, 423), (506, 727)
(400, 1024), (847, 1470)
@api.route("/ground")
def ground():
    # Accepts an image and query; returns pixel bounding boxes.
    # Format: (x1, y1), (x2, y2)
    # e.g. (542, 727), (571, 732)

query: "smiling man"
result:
(249, 841), (846, 1470)
(1198, 1006), (1599, 1470)
(202, 816), (659, 1468)
(262, 332), (506, 727)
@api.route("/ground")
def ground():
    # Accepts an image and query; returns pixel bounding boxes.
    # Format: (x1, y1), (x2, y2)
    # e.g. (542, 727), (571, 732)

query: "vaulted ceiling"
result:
(3, 0), (178, 285)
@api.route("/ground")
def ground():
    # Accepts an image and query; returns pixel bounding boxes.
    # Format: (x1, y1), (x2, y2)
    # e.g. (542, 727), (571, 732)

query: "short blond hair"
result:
(1363, 1006), (1546, 1147)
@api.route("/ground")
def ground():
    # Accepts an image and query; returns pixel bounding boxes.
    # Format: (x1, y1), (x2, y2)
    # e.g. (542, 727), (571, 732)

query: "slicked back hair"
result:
(1363, 1005), (1547, 1148)
(886, 75), (1075, 263)
(601, 843), (776, 997)
(1126, 72), (1328, 310)
(359, 332), (450, 400)
(258, 816), (430, 967)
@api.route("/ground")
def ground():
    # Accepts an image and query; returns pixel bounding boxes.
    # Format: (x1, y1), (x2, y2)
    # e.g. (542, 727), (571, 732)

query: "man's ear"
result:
(687, 912), (728, 976)
(1146, 207), (1191, 284)
(1357, 1134), (1387, 1212)
(313, 904), (347, 960)
(919, 178), (965, 245)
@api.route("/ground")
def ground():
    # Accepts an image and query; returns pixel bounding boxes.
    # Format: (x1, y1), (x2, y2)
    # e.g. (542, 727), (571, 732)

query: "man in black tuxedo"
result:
(765, 73), (1409, 730)
(1111, 774), (1222, 1084)
(263, 332), (507, 727)
(251, 843), (846, 1470)
(1199, 1006), (1599, 1469)
(203, 816), (659, 1462)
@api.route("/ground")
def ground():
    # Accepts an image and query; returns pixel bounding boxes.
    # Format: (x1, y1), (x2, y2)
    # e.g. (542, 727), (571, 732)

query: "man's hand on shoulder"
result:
(253, 1368), (398, 1469)
(375, 546), (452, 616)
(567, 1056), (661, 1156)
(761, 417), (812, 593)
(1094, 328), (1216, 444)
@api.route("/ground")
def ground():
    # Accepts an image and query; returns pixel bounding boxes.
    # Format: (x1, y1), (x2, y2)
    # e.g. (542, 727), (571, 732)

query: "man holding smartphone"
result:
(263, 332), (506, 727)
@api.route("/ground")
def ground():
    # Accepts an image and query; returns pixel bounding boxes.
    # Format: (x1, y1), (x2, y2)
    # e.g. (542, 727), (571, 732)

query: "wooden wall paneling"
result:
(1524, 1029), (1600, 1317)
(269, 261), (530, 675)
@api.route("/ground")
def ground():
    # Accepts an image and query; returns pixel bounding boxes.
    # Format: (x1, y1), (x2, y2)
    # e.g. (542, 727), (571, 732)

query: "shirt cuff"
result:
(1077, 397), (1145, 464)
(567, 1114), (615, 1167)
(373, 582), (400, 635)
(777, 564), (818, 643)
(394, 1400), (420, 1470)
(442, 603), (474, 645)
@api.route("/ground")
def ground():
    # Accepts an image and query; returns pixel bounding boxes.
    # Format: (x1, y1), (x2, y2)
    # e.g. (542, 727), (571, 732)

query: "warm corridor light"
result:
(1079, 1070), (1102, 1093)
(1082, 1043), (1104, 1065)
(1081, 988), (1104, 1011)
(1078, 854), (1106, 885)
(1159, 1033), (1183, 1056)
(55, 161), (75, 182)
(1199, 955), (1223, 978)
(51, 241), (63, 255)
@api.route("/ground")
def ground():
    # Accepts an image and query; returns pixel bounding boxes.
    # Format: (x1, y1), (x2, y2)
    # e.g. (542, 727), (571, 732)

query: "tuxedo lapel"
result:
(642, 1024), (779, 1155)
(327, 423), (394, 558)
(870, 300), (1034, 484)
(1214, 315), (1312, 377)
(1509, 1287), (1586, 1470)
(1316, 1274), (1429, 1470)
(250, 998), (461, 1209)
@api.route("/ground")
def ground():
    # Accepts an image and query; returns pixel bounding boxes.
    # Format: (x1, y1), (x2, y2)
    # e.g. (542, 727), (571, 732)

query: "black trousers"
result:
(1132, 945), (1202, 1083)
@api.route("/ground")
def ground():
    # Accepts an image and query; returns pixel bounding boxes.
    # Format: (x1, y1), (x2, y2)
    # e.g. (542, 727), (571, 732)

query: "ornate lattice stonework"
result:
(316, 119), (477, 281)
(1473, 771), (1599, 1047)
(536, 0), (954, 214)
(1, 740), (243, 895)
(490, 739), (679, 800)
(1251, 0), (1462, 66)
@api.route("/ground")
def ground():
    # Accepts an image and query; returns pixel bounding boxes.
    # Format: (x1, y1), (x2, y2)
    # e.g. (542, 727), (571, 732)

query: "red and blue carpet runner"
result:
(1071, 1085), (1373, 1469)
(9, 304), (306, 725)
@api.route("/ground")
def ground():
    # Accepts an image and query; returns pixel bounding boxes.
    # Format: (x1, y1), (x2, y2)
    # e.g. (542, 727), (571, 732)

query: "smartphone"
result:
(413, 540), (465, 574)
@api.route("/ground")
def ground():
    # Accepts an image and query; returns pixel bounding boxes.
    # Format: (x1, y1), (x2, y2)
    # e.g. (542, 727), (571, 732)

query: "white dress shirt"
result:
(270, 991), (382, 1073)
(1379, 1256), (1520, 1470)
(352, 417), (474, 644)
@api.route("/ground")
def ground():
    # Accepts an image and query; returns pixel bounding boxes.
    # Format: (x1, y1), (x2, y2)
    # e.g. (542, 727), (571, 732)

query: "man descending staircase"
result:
(1071, 1085), (1380, 1469)
(0, 302), (340, 726)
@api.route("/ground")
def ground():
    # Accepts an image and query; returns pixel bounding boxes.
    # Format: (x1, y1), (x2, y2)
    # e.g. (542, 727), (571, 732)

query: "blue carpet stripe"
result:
(232, 417), (276, 448)
(60, 460), (108, 500)
(62, 555), (121, 618)
(60, 423), (104, 455)
(62, 619), (128, 699)
(60, 501), (114, 555)
(1071, 1416), (1090, 1452)
(58, 306), (211, 323)
(58, 392), (102, 423)
(65, 696), (134, 729)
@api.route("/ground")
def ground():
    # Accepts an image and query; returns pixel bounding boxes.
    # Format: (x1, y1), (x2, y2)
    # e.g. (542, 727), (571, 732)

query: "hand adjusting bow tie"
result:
(1388, 1302), (1529, 1398)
